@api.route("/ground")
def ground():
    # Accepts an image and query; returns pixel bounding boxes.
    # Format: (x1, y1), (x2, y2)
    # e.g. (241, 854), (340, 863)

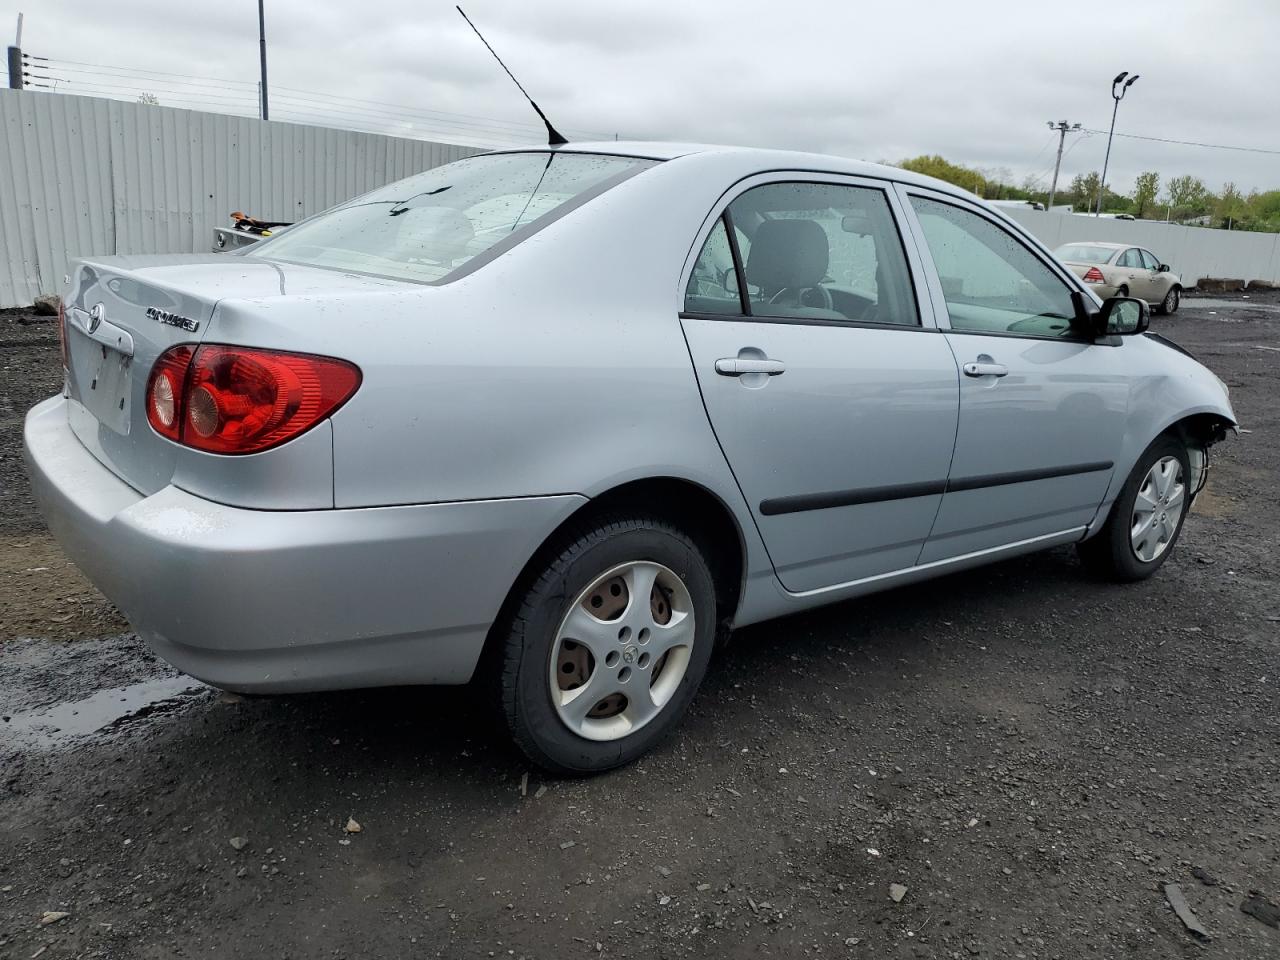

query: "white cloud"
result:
(21, 0), (1280, 193)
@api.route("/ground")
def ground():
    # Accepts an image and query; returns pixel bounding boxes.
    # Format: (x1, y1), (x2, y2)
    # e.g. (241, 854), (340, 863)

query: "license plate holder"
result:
(73, 333), (132, 435)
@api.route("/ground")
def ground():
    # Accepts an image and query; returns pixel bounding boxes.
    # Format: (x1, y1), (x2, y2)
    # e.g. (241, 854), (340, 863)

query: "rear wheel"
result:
(1077, 435), (1191, 581)
(498, 516), (717, 774)
(1157, 285), (1180, 315)
(1116, 284), (1129, 298)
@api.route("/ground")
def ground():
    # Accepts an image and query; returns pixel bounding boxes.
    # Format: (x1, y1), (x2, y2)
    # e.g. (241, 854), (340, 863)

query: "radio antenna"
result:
(455, 6), (568, 147)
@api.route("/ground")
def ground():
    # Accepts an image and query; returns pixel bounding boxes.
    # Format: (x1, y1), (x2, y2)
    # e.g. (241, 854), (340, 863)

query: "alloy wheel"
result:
(1130, 455), (1186, 562)
(549, 561), (695, 742)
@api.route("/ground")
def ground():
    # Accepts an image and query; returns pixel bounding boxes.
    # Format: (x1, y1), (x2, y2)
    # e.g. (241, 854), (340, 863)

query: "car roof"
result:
(485, 140), (988, 202)
(1057, 241), (1132, 251)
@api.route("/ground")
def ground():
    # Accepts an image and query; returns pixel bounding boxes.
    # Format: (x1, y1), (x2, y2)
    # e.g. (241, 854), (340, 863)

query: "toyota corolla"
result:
(24, 143), (1236, 773)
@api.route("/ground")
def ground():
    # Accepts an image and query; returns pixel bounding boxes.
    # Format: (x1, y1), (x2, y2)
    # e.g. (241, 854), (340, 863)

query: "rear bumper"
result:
(23, 396), (584, 692)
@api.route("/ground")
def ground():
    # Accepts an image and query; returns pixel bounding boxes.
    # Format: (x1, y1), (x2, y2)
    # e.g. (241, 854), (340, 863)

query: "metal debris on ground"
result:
(1240, 891), (1280, 928)
(1190, 865), (1218, 886)
(1164, 883), (1210, 940)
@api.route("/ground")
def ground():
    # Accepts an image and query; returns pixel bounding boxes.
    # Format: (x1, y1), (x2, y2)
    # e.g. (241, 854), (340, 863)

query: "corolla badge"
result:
(88, 303), (105, 333)
(145, 306), (199, 332)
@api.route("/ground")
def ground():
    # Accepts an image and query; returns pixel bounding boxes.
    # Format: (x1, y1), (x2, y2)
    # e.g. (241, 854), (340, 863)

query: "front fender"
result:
(1087, 338), (1236, 534)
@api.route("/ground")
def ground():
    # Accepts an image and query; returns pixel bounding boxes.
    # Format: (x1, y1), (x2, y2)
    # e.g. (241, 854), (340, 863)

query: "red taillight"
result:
(146, 345), (194, 442)
(1082, 267), (1106, 283)
(145, 345), (360, 454)
(57, 299), (68, 370)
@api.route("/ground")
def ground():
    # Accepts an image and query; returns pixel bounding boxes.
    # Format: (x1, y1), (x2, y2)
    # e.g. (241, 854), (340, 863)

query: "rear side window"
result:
(252, 152), (655, 283)
(1117, 248), (1142, 268)
(684, 180), (918, 325)
(685, 218), (741, 315)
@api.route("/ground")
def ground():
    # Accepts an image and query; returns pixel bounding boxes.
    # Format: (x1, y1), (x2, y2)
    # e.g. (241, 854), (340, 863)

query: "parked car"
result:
(25, 143), (1235, 773)
(1053, 241), (1183, 314)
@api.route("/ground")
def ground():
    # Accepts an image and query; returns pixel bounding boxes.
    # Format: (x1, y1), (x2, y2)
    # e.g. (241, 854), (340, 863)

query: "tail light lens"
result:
(145, 345), (360, 454)
(1082, 267), (1106, 283)
(57, 299), (68, 370)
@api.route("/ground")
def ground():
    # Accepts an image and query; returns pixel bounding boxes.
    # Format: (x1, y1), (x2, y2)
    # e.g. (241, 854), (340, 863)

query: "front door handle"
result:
(962, 360), (1008, 378)
(715, 358), (786, 377)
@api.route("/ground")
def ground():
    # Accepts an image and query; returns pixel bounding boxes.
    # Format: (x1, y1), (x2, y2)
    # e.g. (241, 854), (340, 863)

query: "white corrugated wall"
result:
(0, 90), (480, 307)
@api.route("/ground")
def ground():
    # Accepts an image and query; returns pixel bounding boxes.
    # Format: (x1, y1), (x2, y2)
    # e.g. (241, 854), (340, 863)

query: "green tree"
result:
(1132, 171), (1160, 219)
(1069, 172), (1101, 212)
(1216, 182), (1245, 228)
(1165, 175), (1210, 217)
(898, 155), (986, 196)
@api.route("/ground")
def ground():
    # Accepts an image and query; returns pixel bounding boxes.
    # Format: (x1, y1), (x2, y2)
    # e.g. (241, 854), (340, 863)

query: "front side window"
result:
(252, 152), (655, 283)
(1139, 249), (1161, 271)
(698, 181), (917, 325)
(908, 196), (1078, 339)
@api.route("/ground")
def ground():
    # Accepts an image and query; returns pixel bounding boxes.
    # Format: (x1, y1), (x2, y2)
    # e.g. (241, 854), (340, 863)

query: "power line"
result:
(1082, 127), (1280, 156)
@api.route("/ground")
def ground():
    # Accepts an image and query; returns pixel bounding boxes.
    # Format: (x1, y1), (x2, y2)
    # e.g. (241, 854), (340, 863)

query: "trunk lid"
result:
(63, 254), (406, 495)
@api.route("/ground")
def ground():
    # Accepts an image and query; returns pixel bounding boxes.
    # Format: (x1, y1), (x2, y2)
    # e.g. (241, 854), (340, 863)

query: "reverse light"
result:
(1082, 267), (1106, 283)
(145, 345), (360, 454)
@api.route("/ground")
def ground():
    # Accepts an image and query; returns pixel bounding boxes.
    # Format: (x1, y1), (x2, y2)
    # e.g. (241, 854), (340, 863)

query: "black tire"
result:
(1156, 285), (1180, 316)
(1077, 435), (1191, 582)
(499, 515), (717, 775)
(1116, 284), (1129, 298)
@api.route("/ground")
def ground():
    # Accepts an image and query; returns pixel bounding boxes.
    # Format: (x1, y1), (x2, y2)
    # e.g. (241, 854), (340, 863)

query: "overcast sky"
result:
(15, 0), (1280, 195)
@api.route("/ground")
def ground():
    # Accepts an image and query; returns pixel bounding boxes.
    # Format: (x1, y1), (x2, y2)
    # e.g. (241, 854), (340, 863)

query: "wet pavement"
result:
(2, 292), (1279, 959)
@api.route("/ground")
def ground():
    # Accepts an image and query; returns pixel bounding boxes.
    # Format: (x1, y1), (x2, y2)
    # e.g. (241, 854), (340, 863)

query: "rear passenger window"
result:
(684, 218), (741, 315)
(908, 196), (1079, 339)
(726, 182), (918, 325)
(1117, 249), (1141, 268)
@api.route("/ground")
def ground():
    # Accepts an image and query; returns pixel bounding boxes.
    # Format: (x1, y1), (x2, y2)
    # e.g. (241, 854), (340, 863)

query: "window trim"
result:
(895, 185), (1098, 344)
(677, 171), (935, 330)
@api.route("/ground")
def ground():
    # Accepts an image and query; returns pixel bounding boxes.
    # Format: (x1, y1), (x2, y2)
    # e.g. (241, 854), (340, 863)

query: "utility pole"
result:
(1096, 70), (1139, 216)
(1045, 120), (1080, 209)
(7, 12), (23, 90)
(257, 0), (269, 121)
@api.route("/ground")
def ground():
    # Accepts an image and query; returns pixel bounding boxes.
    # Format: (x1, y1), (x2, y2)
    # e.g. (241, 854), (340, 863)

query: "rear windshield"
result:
(1054, 244), (1116, 264)
(250, 152), (656, 283)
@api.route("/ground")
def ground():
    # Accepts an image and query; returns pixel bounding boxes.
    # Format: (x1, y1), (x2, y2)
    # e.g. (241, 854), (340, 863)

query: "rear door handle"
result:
(715, 358), (786, 376)
(962, 361), (1008, 378)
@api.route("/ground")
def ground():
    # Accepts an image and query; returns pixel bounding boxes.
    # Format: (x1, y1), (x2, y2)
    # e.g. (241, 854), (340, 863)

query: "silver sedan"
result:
(25, 143), (1236, 772)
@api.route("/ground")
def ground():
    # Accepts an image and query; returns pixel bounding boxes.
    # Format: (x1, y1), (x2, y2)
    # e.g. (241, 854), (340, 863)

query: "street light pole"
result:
(258, 0), (269, 121)
(1095, 71), (1138, 216)
(1045, 120), (1081, 210)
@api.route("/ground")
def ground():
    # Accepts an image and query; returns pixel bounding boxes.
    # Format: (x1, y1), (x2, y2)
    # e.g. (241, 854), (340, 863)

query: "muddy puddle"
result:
(2, 675), (208, 749)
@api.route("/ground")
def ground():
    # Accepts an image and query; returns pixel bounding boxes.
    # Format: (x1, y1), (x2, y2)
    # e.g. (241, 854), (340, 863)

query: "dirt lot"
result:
(2, 294), (1278, 959)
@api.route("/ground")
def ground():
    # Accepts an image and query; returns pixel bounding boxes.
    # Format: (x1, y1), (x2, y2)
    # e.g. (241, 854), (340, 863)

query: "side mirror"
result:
(1098, 296), (1150, 336)
(722, 269), (739, 296)
(1157, 263), (1170, 273)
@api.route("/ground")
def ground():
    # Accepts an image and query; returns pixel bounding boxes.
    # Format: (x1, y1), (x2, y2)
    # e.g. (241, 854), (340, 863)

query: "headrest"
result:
(408, 206), (475, 262)
(746, 219), (829, 292)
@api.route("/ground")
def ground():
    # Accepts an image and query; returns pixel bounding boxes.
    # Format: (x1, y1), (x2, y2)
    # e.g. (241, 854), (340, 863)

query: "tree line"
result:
(898, 155), (1280, 232)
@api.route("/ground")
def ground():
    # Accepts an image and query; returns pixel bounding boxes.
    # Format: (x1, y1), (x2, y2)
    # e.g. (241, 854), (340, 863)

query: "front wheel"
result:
(498, 516), (717, 774)
(1077, 435), (1191, 581)
(1157, 286), (1180, 315)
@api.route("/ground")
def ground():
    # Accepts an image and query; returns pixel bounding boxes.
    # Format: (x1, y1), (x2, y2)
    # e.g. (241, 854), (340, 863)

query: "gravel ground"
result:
(1, 293), (1278, 959)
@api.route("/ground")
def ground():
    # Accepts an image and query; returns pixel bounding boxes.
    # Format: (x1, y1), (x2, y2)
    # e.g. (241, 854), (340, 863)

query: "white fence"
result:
(0, 90), (480, 308)
(1006, 207), (1280, 289)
